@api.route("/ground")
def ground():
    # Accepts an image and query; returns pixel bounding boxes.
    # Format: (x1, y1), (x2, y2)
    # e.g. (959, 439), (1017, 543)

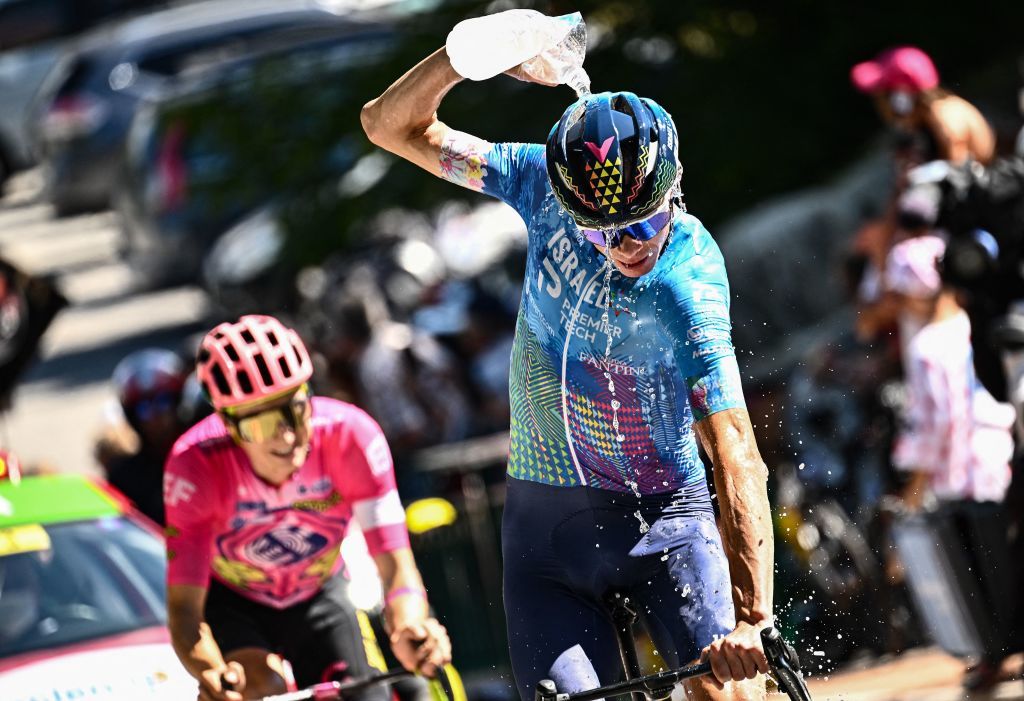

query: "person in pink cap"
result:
(851, 45), (994, 171)
(850, 47), (994, 346)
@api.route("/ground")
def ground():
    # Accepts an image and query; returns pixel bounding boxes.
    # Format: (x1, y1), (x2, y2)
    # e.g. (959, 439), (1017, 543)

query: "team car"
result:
(0, 471), (197, 700)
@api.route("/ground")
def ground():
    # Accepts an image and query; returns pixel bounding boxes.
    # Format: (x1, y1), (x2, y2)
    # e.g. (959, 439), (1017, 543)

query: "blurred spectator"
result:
(851, 46), (995, 175)
(104, 348), (189, 525)
(884, 234), (1017, 687)
(415, 282), (516, 433)
(0, 259), (67, 411)
(886, 235), (1015, 506)
(457, 292), (516, 432)
(855, 185), (943, 345)
(351, 301), (470, 454)
(849, 46), (996, 331)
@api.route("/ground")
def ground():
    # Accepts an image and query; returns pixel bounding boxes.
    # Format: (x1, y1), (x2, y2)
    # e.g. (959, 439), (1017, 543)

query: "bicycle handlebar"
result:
(253, 669), (411, 701)
(534, 628), (813, 701)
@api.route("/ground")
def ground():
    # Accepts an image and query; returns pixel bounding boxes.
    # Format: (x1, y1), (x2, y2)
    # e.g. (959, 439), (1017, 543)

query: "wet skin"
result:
(591, 223), (671, 278)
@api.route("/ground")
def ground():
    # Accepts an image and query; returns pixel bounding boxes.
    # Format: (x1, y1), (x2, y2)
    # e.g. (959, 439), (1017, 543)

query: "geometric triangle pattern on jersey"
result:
(507, 314), (580, 486)
(566, 366), (672, 492)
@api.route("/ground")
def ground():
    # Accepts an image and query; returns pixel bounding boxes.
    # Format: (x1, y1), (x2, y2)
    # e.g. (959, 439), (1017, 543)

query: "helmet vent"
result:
(278, 355), (292, 378)
(211, 364), (231, 396)
(197, 347), (211, 364)
(240, 329), (256, 344)
(225, 344), (240, 362)
(266, 331), (279, 346)
(254, 354), (274, 385)
(237, 369), (253, 394)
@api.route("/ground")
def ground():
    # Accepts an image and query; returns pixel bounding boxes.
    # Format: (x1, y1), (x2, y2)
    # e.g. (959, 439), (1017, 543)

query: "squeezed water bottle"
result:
(446, 10), (590, 96)
(518, 14), (590, 97)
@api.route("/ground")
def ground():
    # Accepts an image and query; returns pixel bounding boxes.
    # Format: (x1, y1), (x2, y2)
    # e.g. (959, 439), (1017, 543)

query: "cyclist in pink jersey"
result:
(164, 315), (451, 701)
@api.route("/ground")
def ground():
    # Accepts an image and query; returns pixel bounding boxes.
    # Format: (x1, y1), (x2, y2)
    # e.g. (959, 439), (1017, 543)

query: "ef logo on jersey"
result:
(246, 525), (329, 566)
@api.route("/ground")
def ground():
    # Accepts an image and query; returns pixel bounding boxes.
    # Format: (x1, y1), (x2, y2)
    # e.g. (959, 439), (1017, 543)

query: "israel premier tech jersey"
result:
(439, 136), (746, 495)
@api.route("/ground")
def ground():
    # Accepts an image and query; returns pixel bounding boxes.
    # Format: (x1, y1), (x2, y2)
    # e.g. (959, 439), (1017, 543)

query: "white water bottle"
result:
(446, 10), (590, 95)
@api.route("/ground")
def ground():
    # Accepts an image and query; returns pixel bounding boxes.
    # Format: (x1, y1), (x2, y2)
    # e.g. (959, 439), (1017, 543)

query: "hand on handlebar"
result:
(699, 621), (770, 689)
(390, 617), (452, 678)
(198, 661), (245, 701)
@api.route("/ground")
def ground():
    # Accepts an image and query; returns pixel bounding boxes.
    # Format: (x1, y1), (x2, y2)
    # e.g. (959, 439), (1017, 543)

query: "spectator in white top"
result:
(886, 234), (1015, 507)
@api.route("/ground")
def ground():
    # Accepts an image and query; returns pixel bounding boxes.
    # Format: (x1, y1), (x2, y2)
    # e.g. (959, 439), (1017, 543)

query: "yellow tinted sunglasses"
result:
(223, 385), (311, 443)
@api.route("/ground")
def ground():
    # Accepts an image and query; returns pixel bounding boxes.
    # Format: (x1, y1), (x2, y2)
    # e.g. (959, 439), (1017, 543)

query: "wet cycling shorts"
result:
(205, 572), (388, 699)
(501, 477), (736, 701)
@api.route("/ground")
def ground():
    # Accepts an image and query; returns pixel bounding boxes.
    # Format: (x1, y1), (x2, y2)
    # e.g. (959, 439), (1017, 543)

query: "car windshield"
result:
(0, 517), (166, 658)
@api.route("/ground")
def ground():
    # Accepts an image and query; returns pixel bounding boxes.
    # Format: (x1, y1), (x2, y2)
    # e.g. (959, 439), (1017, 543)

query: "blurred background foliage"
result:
(164, 0), (1024, 275)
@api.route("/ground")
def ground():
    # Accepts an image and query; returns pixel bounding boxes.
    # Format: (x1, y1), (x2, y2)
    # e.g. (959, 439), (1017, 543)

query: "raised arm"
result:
(360, 48), (463, 174)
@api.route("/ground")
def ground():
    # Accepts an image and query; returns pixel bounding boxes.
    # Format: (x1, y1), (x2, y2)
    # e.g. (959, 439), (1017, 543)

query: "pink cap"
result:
(885, 235), (946, 298)
(851, 46), (939, 93)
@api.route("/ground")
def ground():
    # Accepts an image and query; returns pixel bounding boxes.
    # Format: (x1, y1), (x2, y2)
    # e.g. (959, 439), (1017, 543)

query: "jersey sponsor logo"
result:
(302, 544), (341, 581)
(163, 473), (197, 506)
(292, 490), (342, 513)
(579, 351), (645, 377)
(560, 299), (623, 344)
(686, 325), (731, 343)
(213, 510), (348, 605)
(213, 556), (269, 585)
(365, 434), (392, 477)
(537, 228), (615, 306)
(245, 524), (329, 567)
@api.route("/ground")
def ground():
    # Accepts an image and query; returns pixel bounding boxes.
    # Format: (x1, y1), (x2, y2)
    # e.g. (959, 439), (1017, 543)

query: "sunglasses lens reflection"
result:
(233, 396), (310, 443)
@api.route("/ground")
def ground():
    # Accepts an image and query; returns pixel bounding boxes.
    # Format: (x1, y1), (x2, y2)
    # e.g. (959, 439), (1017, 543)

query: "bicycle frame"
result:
(254, 669), (410, 701)
(253, 665), (469, 701)
(533, 593), (813, 701)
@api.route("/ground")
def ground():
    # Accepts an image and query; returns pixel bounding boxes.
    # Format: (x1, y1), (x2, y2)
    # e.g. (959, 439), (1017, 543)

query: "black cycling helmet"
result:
(546, 91), (679, 229)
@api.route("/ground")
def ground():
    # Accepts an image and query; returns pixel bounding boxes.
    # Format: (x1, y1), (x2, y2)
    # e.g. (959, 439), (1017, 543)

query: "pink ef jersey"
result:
(163, 397), (409, 609)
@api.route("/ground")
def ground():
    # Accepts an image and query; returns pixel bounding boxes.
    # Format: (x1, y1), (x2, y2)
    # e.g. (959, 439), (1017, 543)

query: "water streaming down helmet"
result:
(196, 315), (313, 410)
(545, 91), (679, 229)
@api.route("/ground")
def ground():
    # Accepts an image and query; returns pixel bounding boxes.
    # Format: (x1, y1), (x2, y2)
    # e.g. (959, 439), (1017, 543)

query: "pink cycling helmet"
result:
(197, 315), (313, 410)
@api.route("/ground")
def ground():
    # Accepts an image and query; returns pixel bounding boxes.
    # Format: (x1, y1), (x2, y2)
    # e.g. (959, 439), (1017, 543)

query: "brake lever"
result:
(760, 628), (813, 701)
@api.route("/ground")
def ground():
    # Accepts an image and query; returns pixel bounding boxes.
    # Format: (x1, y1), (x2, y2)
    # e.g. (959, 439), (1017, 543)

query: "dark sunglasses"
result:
(581, 209), (672, 248)
(222, 387), (311, 443)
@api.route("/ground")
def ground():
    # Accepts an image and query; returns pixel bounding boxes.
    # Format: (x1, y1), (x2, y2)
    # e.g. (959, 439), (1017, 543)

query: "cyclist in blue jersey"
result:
(362, 44), (773, 701)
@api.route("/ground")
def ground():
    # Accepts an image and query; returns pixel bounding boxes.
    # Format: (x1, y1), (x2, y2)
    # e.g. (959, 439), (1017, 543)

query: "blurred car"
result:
(115, 19), (395, 286)
(0, 0), (172, 52)
(0, 40), (63, 190)
(30, 0), (357, 215)
(0, 472), (197, 701)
